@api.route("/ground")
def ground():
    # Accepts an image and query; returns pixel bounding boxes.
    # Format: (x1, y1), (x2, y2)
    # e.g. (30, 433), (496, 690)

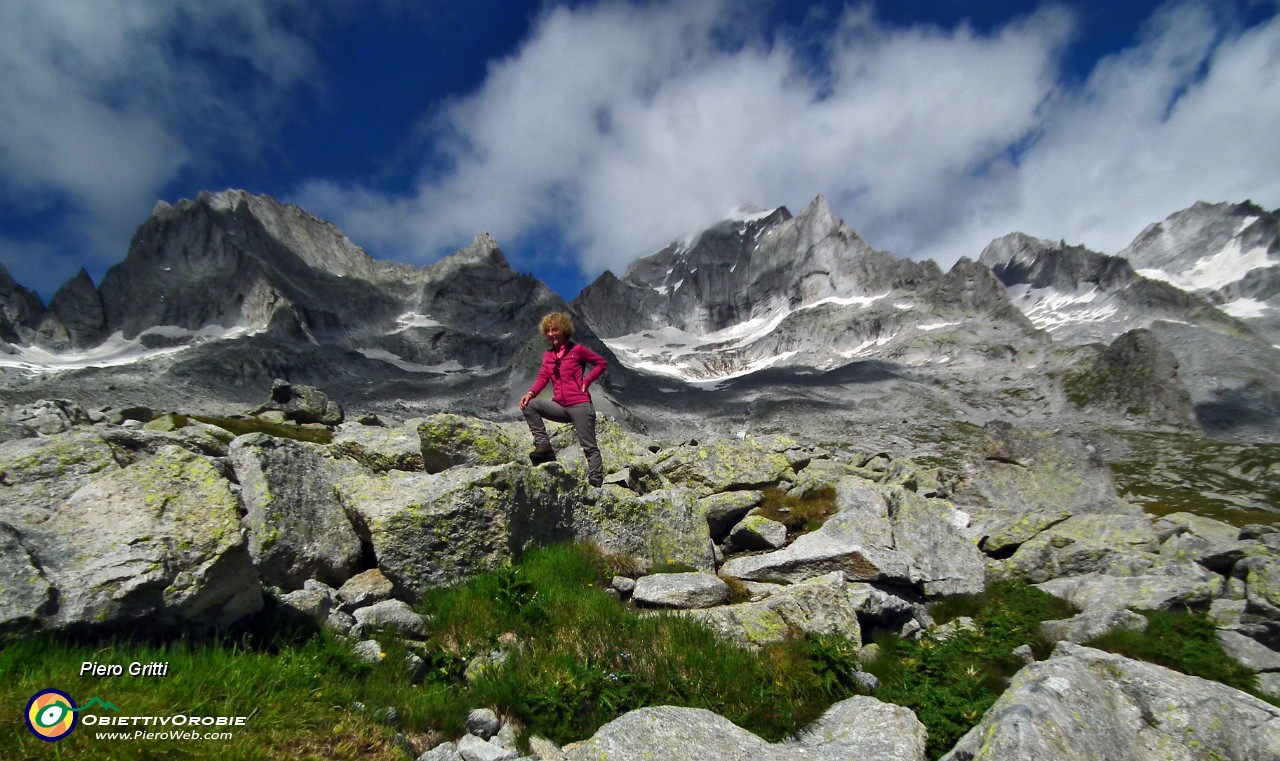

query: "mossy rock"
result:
(656, 437), (796, 497)
(416, 414), (521, 473)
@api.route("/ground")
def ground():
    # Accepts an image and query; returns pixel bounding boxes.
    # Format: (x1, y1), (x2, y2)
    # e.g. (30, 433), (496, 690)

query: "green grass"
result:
(1084, 609), (1264, 697)
(755, 485), (839, 535)
(415, 543), (859, 745)
(862, 580), (1076, 760)
(1, 543), (862, 759)
(0, 630), (407, 760)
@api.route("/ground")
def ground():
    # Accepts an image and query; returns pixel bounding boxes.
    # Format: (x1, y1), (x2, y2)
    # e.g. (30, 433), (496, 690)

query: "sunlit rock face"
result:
(574, 196), (1038, 386)
(1117, 200), (1280, 345)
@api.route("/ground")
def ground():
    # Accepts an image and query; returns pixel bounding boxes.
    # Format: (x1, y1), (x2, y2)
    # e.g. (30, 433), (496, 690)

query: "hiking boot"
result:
(588, 474), (603, 488)
(529, 444), (556, 465)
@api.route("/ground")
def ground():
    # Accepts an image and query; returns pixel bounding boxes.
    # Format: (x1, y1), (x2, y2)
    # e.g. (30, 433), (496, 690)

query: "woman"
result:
(519, 312), (608, 487)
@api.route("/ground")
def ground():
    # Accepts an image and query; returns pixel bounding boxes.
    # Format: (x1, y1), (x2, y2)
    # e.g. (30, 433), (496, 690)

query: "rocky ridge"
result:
(573, 196), (1040, 385)
(1120, 200), (1280, 344)
(0, 190), (620, 422)
(2, 391), (1279, 760)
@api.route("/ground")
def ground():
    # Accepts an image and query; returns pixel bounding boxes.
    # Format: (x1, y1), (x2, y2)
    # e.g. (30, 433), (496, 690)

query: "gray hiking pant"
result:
(522, 399), (602, 484)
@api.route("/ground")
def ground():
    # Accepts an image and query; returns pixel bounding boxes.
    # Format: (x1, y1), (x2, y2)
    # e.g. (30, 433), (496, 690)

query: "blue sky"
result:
(2, 0), (1279, 305)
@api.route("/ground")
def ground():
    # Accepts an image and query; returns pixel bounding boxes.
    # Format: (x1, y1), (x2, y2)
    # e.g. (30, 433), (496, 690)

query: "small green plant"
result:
(1084, 609), (1262, 696)
(416, 543), (861, 744)
(756, 485), (839, 534)
(718, 573), (752, 604)
(595, 550), (647, 579)
(802, 632), (863, 697)
(863, 580), (1075, 760)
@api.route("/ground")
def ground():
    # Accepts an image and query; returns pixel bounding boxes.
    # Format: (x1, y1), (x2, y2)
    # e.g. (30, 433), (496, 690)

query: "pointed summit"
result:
(34, 269), (105, 350)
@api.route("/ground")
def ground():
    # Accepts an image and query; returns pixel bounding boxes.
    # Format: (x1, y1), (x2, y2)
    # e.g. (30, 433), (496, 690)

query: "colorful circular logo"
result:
(25, 689), (78, 742)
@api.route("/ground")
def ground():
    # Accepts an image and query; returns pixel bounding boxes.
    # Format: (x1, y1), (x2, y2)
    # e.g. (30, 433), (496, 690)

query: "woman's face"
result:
(545, 326), (566, 347)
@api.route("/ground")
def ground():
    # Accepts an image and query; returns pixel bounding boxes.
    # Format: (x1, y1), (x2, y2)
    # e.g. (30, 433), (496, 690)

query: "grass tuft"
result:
(756, 485), (839, 535)
(417, 542), (859, 744)
(862, 580), (1076, 760)
(1084, 609), (1264, 697)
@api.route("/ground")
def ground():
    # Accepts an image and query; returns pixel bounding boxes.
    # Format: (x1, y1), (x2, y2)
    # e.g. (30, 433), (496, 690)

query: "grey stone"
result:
(976, 508), (1071, 556)
(1002, 513), (1161, 584)
(564, 705), (788, 761)
(727, 514), (788, 550)
(688, 572), (861, 649)
(564, 695), (926, 761)
(951, 422), (1137, 517)
(846, 583), (935, 636)
(230, 433), (363, 589)
(417, 743), (463, 761)
(886, 486), (985, 596)
(336, 464), (713, 599)
(655, 437), (796, 497)
(0, 430), (123, 525)
(332, 420), (426, 472)
(466, 708), (501, 740)
(464, 650), (510, 684)
(1218, 629), (1280, 673)
(933, 616), (978, 641)
(26, 446), (261, 630)
(6, 399), (93, 434)
(1038, 608), (1148, 644)
(941, 643), (1280, 761)
(253, 379), (344, 425)
(527, 736), (566, 761)
(326, 609), (356, 636)
(1035, 563), (1223, 613)
(698, 490), (762, 539)
(338, 568), (396, 612)
(277, 586), (334, 622)
(720, 477), (910, 585)
(0, 523), (54, 630)
(417, 414), (521, 473)
(352, 599), (428, 638)
(457, 733), (519, 761)
(633, 572), (728, 609)
(352, 639), (384, 664)
(1241, 556), (1280, 620)
(789, 695), (927, 761)
(1260, 672), (1280, 700)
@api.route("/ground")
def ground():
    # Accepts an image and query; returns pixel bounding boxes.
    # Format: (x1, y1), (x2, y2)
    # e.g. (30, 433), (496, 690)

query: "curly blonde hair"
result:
(540, 312), (575, 339)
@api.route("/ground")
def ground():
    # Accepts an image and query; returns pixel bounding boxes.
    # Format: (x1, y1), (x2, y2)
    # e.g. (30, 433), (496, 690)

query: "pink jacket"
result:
(528, 342), (608, 407)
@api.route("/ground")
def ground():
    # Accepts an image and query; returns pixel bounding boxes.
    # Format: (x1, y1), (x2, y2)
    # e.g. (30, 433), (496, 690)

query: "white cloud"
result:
(297, 0), (1074, 279)
(0, 0), (326, 295)
(5, 0), (1278, 303)
(926, 0), (1280, 265)
(300, 0), (1280, 293)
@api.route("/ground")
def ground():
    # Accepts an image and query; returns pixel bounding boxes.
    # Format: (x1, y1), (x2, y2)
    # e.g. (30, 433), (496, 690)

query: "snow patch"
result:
(0, 325), (260, 374)
(1005, 284), (1119, 331)
(394, 312), (442, 331)
(1220, 297), (1270, 319)
(603, 292), (890, 382)
(836, 333), (897, 359)
(356, 349), (481, 374)
(1138, 238), (1274, 293)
